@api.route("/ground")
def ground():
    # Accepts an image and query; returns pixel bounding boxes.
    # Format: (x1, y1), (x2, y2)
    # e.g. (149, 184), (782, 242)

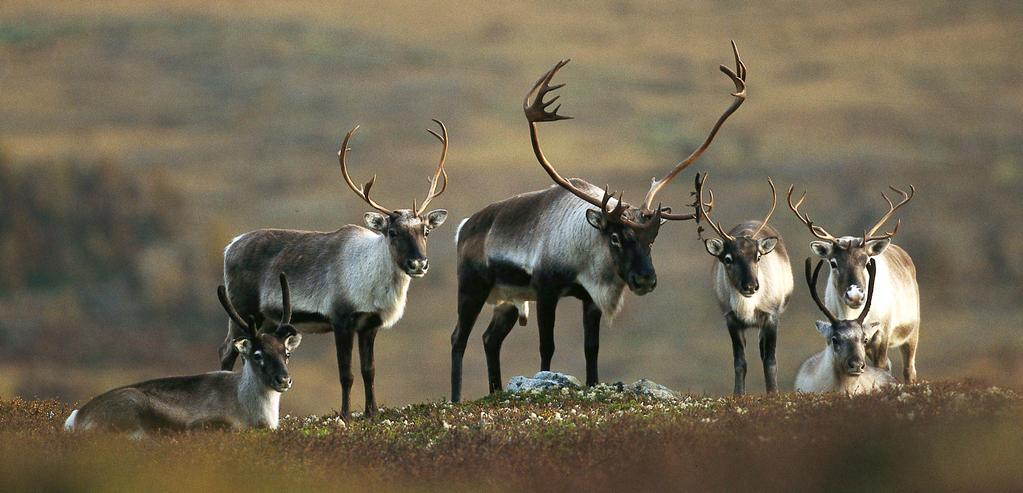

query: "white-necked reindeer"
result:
(787, 184), (920, 382)
(795, 258), (897, 394)
(65, 274), (302, 436)
(697, 175), (792, 394)
(221, 120), (450, 420)
(449, 42), (748, 402)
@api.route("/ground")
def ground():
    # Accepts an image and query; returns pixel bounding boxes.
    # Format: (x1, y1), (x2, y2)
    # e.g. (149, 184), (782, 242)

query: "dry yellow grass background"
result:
(0, 1), (1020, 414)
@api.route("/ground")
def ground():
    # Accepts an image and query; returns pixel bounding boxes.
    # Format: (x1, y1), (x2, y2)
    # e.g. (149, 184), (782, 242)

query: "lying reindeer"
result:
(64, 274), (302, 436)
(795, 258), (896, 394)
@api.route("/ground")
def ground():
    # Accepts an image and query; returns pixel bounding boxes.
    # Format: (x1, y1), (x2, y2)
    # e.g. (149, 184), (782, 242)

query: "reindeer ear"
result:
(585, 209), (606, 230)
(867, 325), (883, 345)
(815, 320), (832, 338)
(705, 238), (725, 256)
(865, 238), (891, 256)
(364, 212), (389, 232)
(425, 209), (448, 228)
(758, 237), (778, 255)
(284, 333), (302, 352)
(810, 241), (833, 258)
(233, 338), (253, 355)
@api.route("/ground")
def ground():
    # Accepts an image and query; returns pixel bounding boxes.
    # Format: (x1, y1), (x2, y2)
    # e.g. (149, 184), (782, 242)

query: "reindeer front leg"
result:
(726, 312), (748, 395)
(358, 323), (380, 418)
(332, 319), (356, 422)
(759, 313), (779, 393)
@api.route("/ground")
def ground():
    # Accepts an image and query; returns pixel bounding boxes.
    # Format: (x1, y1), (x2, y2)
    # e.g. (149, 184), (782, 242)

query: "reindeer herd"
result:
(64, 42), (921, 437)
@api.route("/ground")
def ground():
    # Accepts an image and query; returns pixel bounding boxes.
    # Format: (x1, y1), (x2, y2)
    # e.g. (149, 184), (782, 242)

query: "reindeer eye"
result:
(423, 228), (431, 237)
(829, 259), (838, 268)
(609, 233), (621, 247)
(388, 229), (398, 238)
(723, 254), (733, 265)
(831, 337), (839, 346)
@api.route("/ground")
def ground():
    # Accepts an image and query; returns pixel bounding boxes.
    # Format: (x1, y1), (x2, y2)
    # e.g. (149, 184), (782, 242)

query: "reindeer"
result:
(795, 258), (897, 394)
(787, 184), (920, 382)
(449, 42), (748, 402)
(65, 274), (302, 436)
(220, 120), (450, 420)
(697, 175), (792, 394)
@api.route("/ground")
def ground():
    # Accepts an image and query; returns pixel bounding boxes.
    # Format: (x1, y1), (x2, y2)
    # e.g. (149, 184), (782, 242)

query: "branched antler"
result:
(642, 40), (747, 212)
(864, 185), (914, 241)
(338, 125), (393, 214)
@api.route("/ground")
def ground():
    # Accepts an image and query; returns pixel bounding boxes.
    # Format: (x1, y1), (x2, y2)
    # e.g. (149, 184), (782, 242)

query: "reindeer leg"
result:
(358, 321), (380, 418)
(726, 312), (747, 395)
(450, 279), (490, 403)
(582, 298), (602, 387)
(536, 290), (560, 372)
(759, 314), (779, 393)
(332, 318), (356, 422)
(483, 304), (520, 393)
(901, 327), (919, 383)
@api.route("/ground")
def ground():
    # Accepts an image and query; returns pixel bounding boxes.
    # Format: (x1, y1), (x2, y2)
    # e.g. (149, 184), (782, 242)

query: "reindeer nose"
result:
(407, 258), (429, 274)
(848, 359), (865, 372)
(630, 273), (657, 293)
(276, 375), (292, 389)
(741, 281), (759, 295)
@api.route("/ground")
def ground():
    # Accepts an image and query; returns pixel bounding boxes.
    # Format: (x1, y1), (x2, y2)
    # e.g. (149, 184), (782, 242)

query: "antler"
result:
(750, 177), (778, 238)
(338, 126), (393, 215)
(787, 185), (838, 242)
(696, 173), (734, 241)
(278, 273), (292, 325)
(805, 258), (839, 324)
(641, 40), (747, 212)
(857, 258), (877, 324)
(864, 185), (914, 242)
(415, 119), (449, 216)
(218, 285), (255, 338)
(524, 59), (645, 228)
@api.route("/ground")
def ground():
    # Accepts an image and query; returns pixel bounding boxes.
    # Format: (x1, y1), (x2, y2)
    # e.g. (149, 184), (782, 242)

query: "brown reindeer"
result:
(449, 42), (748, 402)
(697, 175), (792, 394)
(65, 274), (302, 436)
(787, 184), (920, 382)
(221, 121), (450, 420)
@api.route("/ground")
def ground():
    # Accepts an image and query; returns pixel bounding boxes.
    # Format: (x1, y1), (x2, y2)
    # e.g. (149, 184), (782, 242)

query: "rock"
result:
(507, 371), (582, 392)
(505, 372), (680, 400)
(627, 379), (680, 400)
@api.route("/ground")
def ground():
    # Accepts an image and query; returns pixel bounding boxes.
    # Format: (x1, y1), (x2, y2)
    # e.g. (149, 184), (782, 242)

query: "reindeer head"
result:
(218, 274), (302, 392)
(788, 184), (914, 309)
(523, 42), (748, 295)
(806, 258), (881, 377)
(698, 175), (779, 297)
(338, 120), (450, 278)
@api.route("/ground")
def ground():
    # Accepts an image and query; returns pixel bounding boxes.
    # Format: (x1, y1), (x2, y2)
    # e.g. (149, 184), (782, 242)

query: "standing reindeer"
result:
(449, 42), (748, 402)
(795, 258), (897, 394)
(787, 184), (920, 382)
(65, 274), (302, 436)
(697, 175), (792, 394)
(221, 120), (450, 420)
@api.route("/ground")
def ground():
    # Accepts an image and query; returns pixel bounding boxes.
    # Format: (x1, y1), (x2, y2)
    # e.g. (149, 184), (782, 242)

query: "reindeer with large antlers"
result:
(795, 258), (897, 394)
(220, 121), (450, 420)
(787, 184), (920, 382)
(697, 175), (792, 394)
(449, 42), (747, 402)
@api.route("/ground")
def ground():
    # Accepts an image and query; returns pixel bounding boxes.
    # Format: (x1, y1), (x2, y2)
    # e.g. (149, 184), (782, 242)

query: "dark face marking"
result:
(235, 324), (302, 392)
(811, 237), (888, 309)
(366, 209), (447, 277)
(586, 207), (661, 295)
(818, 320), (878, 377)
(706, 236), (777, 297)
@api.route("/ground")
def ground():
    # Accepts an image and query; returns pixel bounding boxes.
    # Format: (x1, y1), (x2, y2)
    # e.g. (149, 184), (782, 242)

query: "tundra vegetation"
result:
(1, 382), (1021, 490)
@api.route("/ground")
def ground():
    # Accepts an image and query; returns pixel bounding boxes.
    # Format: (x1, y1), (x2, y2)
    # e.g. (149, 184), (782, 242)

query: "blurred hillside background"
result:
(0, 1), (1020, 414)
